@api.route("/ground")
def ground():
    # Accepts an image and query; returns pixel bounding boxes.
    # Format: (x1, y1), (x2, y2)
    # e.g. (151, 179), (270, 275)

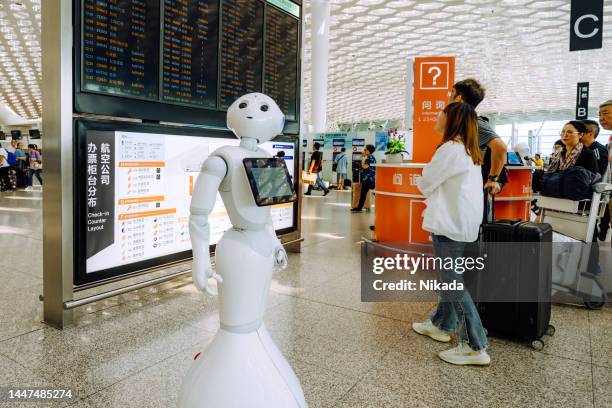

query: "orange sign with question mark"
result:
(412, 57), (455, 163)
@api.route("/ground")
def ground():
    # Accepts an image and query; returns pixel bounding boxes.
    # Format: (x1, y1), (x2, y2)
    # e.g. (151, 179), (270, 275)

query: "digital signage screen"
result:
(219, 0), (264, 109)
(75, 120), (297, 285)
(29, 129), (41, 139)
(74, 0), (302, 134)
(161, 0), (220, 108)
(81, 0), (160, 100)
(264, 5), (299, 121)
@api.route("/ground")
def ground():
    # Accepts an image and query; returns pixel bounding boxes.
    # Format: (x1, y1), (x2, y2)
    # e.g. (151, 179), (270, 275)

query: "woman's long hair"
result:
(440, 102), (483, 165)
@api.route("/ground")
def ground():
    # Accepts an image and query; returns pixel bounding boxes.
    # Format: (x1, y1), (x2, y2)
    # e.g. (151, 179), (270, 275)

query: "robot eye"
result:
(239, 102), (247, 109)
(260, 104), (269, 112)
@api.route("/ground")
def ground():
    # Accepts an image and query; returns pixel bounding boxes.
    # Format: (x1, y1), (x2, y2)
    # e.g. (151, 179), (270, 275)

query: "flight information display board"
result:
(219, 0), (264, 109)
(76, 0), (301, 132)
(75, 121), (298, 285)
(162, 0), (220, 108)
(81, 0), (160, 99)
(264, 6), (299, 121)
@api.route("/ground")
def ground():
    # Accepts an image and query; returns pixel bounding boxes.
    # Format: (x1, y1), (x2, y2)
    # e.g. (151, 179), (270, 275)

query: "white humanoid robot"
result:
(178, 93), (307, 408)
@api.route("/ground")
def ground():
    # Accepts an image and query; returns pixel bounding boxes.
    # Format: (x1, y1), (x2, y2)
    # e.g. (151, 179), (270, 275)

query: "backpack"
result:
(6, 151), (16, 166)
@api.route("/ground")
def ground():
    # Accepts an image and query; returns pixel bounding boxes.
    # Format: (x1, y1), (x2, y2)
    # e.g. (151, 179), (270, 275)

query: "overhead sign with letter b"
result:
(570, 0), (603, 51)
(576, 82), (589, 120)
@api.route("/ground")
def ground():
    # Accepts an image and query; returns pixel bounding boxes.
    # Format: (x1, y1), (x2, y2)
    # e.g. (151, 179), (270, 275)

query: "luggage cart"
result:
(536, 178), (612, 309)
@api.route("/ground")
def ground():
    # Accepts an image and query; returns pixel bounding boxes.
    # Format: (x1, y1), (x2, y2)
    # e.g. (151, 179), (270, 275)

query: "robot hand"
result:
(274, 246), (288, 271)
(192, 259), (223, 296)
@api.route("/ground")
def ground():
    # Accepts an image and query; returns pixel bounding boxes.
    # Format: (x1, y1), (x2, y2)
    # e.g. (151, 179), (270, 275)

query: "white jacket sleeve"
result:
(417, 142), (471, 197)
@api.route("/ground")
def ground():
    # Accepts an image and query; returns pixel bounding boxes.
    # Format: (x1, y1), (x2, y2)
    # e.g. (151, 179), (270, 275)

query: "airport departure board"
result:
(219, 0), (264, 109)
(264, 6), (299, 121)
(77, 0), (301, 126)
(82, 0), (160, 99)
(162, 0), (219, 108)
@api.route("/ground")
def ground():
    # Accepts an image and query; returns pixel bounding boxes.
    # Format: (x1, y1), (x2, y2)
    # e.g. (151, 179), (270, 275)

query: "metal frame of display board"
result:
(41, 0), (303, 329)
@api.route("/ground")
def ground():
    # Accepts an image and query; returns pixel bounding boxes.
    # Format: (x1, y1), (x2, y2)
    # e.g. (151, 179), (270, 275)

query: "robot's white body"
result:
(178, 94), (307, 408)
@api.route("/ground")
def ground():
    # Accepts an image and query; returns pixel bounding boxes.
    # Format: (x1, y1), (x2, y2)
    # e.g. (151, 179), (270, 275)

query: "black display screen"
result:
(243, 158), (296, 206)
(264, 6), (298, 121)
(162, 0), (220, 108)
(219, 0), (264, 109)
(82, 0), (160, 100)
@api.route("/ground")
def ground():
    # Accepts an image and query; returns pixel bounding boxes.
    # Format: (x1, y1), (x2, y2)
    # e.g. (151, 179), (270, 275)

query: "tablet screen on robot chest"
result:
(243, 158), (297, 206)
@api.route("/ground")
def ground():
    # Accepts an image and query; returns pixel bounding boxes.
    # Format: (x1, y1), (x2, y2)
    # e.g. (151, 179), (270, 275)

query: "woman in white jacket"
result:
(412, 102), (490, 366)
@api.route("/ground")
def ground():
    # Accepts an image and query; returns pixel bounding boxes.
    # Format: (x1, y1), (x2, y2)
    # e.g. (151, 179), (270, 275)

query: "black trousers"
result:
(357, 180), (374, 209)
(599, 205), (610, 240)
(0, 167), (12, 191)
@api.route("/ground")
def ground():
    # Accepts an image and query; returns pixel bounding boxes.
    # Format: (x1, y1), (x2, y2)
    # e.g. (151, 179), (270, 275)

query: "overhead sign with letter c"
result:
(570, 0), (603, 51)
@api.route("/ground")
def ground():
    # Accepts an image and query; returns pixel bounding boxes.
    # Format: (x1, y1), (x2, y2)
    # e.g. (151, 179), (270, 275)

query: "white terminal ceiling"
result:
(0, 0), (41, 121)
(301, 0), (612, 127)
(0, 0), (610, 127)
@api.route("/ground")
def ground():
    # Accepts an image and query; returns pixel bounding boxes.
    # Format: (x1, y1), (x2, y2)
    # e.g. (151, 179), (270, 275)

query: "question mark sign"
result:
(428, 66), (442, 86)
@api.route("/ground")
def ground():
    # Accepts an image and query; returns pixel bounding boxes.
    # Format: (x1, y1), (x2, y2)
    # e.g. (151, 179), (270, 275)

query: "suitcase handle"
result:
(485, 188), (495, 223)
(485, 188), (522, 225)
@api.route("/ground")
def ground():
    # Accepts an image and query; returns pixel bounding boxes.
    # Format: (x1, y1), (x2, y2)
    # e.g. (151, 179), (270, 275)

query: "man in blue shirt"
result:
(334, 147), (348, 190)
(351, 144), (376, 212)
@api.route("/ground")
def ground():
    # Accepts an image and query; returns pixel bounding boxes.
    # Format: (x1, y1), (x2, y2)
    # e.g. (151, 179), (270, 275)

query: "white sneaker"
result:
(438, 342), (491, 366)
(412, 320), (451, 343)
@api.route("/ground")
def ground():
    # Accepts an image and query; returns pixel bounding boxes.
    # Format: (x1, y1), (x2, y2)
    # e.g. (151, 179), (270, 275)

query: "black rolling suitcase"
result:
(472, 194), (555, 349)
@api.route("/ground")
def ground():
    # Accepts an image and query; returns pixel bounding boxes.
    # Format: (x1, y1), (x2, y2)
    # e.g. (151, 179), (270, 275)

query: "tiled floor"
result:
(0, 188), (610, 407)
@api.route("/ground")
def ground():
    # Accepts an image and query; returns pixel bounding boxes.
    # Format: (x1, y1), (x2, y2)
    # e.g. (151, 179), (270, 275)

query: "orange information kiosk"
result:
(373, 164), (533, 243)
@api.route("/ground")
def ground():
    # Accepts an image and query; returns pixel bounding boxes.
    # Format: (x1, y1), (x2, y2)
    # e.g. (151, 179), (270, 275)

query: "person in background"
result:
(14, 142), (27, 188)
(448, 79), (507, 195)
(412, 102), (490, 366)
(0, 145), (12, 191)
(351, 144), (376, 212)
(6, 139), (17, 154)
(546, 121), (598, 175)
(26, 144), (43, 188)
(334, 147), (348, 190)
(598, 100), (612, 241)
(531, 153), (544, 169)
(581, 120), (608, 177)
(304, 142), (330, 196)
(582, 118), (610, 241)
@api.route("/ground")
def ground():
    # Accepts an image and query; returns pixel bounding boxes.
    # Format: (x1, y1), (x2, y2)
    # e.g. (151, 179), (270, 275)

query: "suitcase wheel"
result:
(531, 339), (545, 351)
(584, 301), (605, 310)
(545, 325), (555, 337)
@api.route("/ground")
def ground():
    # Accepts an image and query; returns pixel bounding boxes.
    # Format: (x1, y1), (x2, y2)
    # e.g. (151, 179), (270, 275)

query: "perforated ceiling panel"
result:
(0, 0), (41, 120)
(0, 0), (610, 127)
(301, 0), (612, 128)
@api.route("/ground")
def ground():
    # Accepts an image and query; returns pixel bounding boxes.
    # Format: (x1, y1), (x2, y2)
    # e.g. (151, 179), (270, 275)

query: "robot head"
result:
(227, 93), (285, 143)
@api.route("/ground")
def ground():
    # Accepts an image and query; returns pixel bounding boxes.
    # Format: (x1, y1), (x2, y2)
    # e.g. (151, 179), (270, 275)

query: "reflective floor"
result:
(0, 188), (610, 407)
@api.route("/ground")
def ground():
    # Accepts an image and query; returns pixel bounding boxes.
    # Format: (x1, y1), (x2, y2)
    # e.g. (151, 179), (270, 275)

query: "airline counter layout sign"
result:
(85, 131), (295, 274)
(411, 57), (455, 163)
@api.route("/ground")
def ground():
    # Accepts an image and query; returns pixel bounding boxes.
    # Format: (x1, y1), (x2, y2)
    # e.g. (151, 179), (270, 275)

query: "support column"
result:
(41, 0), (74, 328)
(405, 58), (414, 131)
(511, 122), (518, 149)
(310, 0), (331, 134)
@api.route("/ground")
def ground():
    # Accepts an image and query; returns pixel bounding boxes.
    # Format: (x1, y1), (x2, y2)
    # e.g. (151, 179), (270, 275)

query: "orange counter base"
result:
(374, 164), (533, 243)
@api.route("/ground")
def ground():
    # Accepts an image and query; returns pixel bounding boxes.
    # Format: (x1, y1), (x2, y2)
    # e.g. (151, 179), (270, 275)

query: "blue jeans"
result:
(430, 234), (488, 351)
(306, 172), (329, 194)
(27, 169), (43, 186)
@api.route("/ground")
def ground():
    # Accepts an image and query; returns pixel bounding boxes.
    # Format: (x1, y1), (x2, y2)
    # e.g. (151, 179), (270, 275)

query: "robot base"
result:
(178, 324), (307, 408)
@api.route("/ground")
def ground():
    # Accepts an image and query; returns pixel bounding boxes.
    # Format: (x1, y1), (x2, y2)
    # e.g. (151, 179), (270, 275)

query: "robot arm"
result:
(190, 156), (227, 294)
(266, 216), (288, 271)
